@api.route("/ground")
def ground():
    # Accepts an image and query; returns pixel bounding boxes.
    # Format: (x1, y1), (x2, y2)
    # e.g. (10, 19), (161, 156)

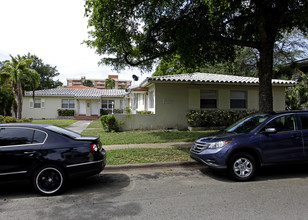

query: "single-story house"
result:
(22, 87), (127, 119)
(115, 72), (295, 130)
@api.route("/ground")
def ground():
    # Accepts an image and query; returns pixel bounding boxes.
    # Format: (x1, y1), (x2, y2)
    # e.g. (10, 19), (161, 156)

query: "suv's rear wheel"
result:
(228, 153), (256, 181)
(33, 165), (66, 196)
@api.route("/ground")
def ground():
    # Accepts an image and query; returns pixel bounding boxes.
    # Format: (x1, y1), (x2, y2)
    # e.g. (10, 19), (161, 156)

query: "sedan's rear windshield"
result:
(225, 114), (270, 134)
(46, 125), (81, 139)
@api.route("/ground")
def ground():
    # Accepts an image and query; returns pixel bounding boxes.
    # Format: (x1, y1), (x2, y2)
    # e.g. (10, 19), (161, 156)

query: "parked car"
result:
(190, 111), (308, 181)
(0, 123), (106, 196)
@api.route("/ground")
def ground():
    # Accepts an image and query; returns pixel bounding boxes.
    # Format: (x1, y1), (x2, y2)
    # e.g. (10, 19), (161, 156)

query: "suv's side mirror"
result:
(263, 128), (277, 134)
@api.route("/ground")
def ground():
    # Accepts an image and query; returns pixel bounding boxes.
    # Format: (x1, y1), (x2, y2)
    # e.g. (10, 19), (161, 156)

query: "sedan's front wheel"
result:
(33, 165), (66, 196)
(228, 153), (256, 181)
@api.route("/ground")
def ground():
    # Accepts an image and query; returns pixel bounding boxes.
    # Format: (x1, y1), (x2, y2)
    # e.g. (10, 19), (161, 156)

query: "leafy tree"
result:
(84, 0), (307, 113)
(0, 72), (14, 116)
(0, 55), (40, 119)
(105, 77), (115, 89)
(24, 53), (62, 90)
(83, 79), (94, 87)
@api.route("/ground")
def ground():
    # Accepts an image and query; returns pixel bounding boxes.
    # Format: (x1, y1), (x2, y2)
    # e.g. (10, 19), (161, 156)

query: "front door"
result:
(79, 100), (86, 115)
(91, 100), (99, 115)
(260, 114), (303, 163)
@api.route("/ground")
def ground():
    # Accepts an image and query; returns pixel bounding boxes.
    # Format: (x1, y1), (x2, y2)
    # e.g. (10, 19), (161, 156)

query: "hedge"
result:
(0, 115), (33, 123)
(57, 109), (74, 116)
(186, 110), (257, 127)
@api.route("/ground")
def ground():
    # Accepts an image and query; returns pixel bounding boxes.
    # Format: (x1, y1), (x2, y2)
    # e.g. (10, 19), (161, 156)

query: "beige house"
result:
(22, 88), (127, 119)
(116, 73), (295, 130)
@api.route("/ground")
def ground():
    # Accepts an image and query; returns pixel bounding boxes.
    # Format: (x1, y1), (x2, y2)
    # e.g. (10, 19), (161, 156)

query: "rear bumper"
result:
(67, 158), (106, 179)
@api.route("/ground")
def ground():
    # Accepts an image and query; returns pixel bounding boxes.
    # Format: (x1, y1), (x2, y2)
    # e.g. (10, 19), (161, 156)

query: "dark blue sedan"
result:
(0, 123), (106, 195)
(190, 111), (308, 181)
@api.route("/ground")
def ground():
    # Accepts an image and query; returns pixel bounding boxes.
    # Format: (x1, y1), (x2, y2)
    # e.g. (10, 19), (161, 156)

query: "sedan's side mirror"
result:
(263, 128), (277, 134)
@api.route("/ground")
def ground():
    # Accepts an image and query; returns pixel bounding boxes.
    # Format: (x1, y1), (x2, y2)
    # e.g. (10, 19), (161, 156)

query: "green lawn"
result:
(82, 121), (216, 145)
(32, 119), (77, 128)
(107, 146), (192, 165)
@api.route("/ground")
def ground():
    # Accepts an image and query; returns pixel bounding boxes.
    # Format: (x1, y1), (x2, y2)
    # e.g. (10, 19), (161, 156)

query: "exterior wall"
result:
(22, 96), (126, 119)
(22, 96), (63, 119)
(121, 83), (288, 130)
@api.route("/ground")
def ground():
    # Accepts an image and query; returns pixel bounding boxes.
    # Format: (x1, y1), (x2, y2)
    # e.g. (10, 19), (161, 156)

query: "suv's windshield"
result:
(225, 114), (270, 134)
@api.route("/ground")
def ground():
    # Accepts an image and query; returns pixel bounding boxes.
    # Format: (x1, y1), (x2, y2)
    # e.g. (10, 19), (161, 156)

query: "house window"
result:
(102, 100), (114, 109)
(34, 98), (41, 108)
(230, 91), (247, 109)
(200, 90), (217, 108)
(68, 80), (72, 86)
(62, 99), (75, 109)
(149, 91), (154, 109)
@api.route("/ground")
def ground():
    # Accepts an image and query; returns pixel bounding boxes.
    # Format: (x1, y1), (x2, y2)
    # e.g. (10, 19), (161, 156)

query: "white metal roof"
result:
(140, 72), (295, 86)
(25, 88), (127, 98)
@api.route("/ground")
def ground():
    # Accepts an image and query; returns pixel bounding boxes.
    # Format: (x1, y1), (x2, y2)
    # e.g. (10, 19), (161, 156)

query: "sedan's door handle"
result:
(24, 151), (36, 156)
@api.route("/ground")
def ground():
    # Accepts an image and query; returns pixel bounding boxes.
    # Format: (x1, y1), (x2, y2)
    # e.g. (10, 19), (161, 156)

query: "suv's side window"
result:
(299, 114), (308, 130)
(0, 128), (46, 146)
(262, 115), (296, 132)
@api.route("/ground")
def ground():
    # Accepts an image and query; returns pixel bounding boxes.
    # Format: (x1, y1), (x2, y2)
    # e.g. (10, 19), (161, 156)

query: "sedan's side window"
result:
(262, 115), (296, 132)
(299, 114), (308, 130)
(0, 128), (46, 146)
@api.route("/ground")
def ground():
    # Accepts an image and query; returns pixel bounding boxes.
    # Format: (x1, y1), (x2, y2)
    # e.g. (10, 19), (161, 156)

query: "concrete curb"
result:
(104, 160), (202, 171)
(104, 142), (194, 150)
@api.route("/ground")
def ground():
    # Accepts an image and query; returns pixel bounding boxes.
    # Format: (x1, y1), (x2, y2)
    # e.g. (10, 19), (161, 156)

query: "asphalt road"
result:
(1, 165), (308, 220)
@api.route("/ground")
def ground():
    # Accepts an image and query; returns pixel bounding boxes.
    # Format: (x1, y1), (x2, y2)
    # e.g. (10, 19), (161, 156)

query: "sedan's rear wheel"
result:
(228, 153), (256, 181)
(33, 165), (66, 196)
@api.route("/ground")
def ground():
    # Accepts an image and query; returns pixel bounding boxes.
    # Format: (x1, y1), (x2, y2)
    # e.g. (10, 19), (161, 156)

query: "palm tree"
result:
(105, 77), (116, 89)
(0, 55), (40, 119)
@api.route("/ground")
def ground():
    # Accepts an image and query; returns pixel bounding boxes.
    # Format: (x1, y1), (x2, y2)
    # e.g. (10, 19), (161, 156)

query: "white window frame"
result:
(200, 90), (217, 109)
(61, 99), (75, 109)
(230, 91), (247, 109)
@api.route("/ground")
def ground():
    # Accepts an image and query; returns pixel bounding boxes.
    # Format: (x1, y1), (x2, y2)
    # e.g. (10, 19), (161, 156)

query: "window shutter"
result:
(30, 99), (34, 108)
(41, 99), (45, 108)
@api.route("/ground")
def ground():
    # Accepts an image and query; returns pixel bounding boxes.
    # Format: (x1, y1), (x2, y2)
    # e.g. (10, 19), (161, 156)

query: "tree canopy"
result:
(24, 53), (63, 90)
(0, 55), (40, 119)
(85, 0), (307, 112)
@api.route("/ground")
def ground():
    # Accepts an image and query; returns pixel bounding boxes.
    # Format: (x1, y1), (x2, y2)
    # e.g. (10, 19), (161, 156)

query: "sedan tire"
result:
(33, 165), (67, 196)
(228, 153), (256, 181)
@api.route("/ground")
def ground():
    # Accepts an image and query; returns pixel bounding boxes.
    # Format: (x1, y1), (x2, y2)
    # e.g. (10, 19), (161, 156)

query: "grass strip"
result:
(106, 147), (192, 165)
(32, 119), (77, 128)
(82, 129), (215, 145)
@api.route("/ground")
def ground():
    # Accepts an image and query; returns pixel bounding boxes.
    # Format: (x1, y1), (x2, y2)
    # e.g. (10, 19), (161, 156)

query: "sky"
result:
(0, 0), (152, 86)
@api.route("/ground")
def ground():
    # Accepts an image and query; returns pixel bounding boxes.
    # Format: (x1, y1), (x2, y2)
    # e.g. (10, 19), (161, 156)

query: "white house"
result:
(22, 88), (127, 119)
(115, 72), (295, 130)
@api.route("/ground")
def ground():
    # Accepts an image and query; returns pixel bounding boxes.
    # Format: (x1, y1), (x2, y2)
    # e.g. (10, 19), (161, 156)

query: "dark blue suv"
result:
(190, 111), (308, 181)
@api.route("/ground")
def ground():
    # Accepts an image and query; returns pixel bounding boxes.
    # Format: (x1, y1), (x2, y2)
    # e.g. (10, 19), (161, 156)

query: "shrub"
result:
(57, 109), (74, 116)
(0, 115), (32, 123)
(100, 109), (124, 116)
(186, 110), (257, 128)
(137, 111), (152, 114)
(124, 106), (131, 114)
(100, 115), (120, 132)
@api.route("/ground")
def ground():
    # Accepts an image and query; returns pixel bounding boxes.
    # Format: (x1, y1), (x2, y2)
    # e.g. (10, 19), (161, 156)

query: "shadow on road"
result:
(0, 173), (131, 199)
(199, 164), (308, 182)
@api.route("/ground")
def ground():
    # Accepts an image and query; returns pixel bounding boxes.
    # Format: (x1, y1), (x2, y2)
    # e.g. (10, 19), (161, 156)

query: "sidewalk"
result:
(66, 121), (199, 170)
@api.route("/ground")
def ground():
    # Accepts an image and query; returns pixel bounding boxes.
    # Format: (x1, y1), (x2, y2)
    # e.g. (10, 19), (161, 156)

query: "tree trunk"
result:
(16, 81), (23, 119)
(258, 43), (274, 113)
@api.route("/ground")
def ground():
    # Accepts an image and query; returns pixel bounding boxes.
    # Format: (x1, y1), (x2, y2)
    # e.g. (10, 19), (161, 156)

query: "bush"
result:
(100, 109), (124, 116)
(100, 115), (120, 132)
(186, 110), (257, 127)
(57, 109), (74, 116)
(137, 111), (153, 114)
(0, 115), (33, 123)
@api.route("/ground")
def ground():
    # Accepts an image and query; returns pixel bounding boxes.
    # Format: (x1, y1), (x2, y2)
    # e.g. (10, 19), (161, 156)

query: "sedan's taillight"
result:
(90, 144), (99, 152)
